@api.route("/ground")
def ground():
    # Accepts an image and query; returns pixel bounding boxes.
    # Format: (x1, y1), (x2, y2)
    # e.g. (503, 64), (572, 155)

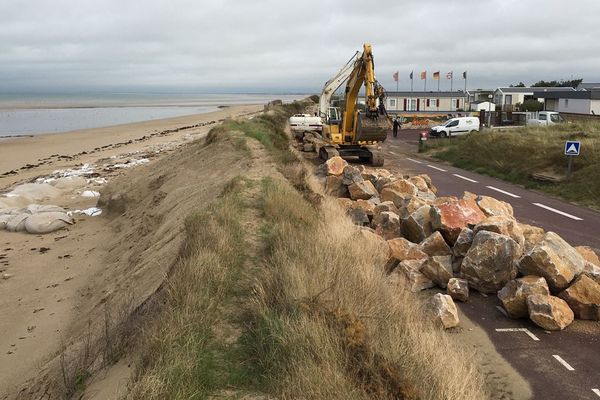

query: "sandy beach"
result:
(0, 104), (262, 398)
(0, 104), (263, 191)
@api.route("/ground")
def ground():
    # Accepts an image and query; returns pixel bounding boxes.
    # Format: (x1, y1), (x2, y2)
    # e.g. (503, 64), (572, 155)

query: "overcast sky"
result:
(1, 0), (599, 94)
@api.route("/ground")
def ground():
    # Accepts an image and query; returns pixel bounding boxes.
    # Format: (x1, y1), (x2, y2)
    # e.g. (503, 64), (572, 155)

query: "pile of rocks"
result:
(294, 130), (324, 153)
(318, 156), (600, 330)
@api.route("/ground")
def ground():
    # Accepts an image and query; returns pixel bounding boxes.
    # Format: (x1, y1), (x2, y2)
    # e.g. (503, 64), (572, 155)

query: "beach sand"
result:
(0, 104), (261, 398)
(0, 104), (262, 191)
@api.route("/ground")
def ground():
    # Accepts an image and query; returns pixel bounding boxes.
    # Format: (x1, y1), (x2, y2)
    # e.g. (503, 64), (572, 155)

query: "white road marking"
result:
(522, 329), (540, 341)
(485, 185), (521, 198)
(453, 173), (478, 183)
(533, 203), (583, 221)
(427, 164), (447, 172)
(592, 388), (600, 397)
(388, 151), (397, 155)
(495, 306), (508, 317)
(480, 293), (488, 298)
(406, 157), (423, 164)
(553, 355), (575, 371)
(495, 328), (540, 341)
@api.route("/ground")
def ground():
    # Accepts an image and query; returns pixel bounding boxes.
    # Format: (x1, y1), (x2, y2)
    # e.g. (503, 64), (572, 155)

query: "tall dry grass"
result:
(242, 178), (488, 400)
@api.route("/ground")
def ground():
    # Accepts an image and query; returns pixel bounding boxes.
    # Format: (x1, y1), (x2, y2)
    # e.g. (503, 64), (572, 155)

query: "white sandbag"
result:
(6, 214), (30, 232)
(0, 215), (12, 230)
(26, 204), (66, 214)
(24, 212), (74, 234)
(0, 207), (21, 216)
(51, 176), (88, 190)
(81, 190), (100, 198)
(8, 183), (62, 201)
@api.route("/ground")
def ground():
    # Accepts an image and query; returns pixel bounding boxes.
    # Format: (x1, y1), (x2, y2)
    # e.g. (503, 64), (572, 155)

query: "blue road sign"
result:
(564, 141), (581, 156)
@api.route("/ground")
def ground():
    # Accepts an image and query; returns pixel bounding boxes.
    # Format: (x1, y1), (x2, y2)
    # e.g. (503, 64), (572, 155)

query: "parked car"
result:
(429, 117), (480, 137)
(526, 111), (564, 126)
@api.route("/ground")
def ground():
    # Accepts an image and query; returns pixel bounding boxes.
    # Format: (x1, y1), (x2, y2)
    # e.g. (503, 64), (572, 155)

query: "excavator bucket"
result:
(355, 113), (390, 143)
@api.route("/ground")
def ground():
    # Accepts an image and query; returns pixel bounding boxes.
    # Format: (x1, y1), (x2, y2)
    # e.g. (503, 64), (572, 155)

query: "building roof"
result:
(533, 89), (600, 100)
(577, 82), (600, 90)
(496, 87), (577, 93)
(387, 91), (467, 98)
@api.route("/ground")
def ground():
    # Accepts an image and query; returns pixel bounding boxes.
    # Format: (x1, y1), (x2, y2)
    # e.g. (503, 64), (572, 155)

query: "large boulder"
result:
(518, 232), (586, 293)
(430, 197), (486, 244)
(387, 237), (428, 262)
(24, 212), (74, 234)
(348, 180), (378, 200)
(374, 201), (398, 215)
(402, 205), (433, 243)
(380, 179), (418, 207)
(520, 223), (545, 253)
(497, 276), (550, 318)
(453, 227), (474, 257)
(583, 262), (600, 285)
(461, 231), (520, 294)
(342, 165), (364, 186)
(430, 293), (459, 329)
(324, 156), (348, 176)
(324, 175), (349, 197)
(390, 259), (435, 292)
(447, 278), (469, 302)
(420, 255), (453, 288)
(527, 294), (574, 331)
(373, 211), (401, 240)
(475, 195), (514, 218)
(575, 246), (600, 266)
(558, 275), (600, 320)
(473, 215), (525, 248)
(419, 231), (452, 257)
(408, 175), (430, 192)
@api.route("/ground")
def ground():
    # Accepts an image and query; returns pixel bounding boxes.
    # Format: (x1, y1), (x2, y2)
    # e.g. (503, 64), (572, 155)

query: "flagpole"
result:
(411, 72), (413, 92)
(396, 74), (399, 113)
(437, 77), (440, 92)
(424, 76), (426, 92)
(450, 73), (453, 112)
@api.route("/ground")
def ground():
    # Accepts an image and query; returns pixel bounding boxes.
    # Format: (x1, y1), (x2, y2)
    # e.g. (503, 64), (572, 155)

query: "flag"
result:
(462, 71), (467, 79)
(393, 71), (399, 82)
(446, 71), (453, 79)
(433, 71), (440, 80)
(409, 71), (413, 79)
(420, 71), (426, 80)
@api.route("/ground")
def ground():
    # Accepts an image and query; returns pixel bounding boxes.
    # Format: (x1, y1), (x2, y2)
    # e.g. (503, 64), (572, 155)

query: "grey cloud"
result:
(0, 0), (598, 92)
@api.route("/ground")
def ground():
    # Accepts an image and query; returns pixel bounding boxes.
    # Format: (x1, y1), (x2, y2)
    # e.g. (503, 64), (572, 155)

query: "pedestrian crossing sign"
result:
(564, 141), (581, 156)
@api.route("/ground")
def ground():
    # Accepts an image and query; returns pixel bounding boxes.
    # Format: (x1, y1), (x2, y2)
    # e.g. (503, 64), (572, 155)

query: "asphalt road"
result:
(383, 130), (600, 251)
(382, 130), (600, 400)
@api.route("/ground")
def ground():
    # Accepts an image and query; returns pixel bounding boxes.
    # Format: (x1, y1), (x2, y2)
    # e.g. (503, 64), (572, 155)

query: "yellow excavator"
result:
(319, 43), (390, 166)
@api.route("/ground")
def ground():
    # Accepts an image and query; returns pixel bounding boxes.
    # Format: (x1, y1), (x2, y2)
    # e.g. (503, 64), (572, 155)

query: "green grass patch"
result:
(424, 121), (600, 209)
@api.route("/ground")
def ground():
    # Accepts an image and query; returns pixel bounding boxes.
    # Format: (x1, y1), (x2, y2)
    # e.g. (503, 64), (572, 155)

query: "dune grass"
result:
(424, 120), (600, 209)
(125, 98), (488, 399)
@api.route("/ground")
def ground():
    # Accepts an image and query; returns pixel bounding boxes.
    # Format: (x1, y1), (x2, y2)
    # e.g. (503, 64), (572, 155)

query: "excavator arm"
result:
(319, 51), (360, 121)
(341, 43), (389, 143)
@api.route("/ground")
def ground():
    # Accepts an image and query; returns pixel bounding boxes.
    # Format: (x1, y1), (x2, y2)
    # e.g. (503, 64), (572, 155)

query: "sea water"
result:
(0, 93), (306, 137)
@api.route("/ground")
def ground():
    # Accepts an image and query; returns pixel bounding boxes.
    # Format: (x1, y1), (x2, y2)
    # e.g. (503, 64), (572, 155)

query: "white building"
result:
(534, 88), (600, 115)
(470, 101), (495, 112)
(386, 91), (467, 113)
(492, 87), (576, 111)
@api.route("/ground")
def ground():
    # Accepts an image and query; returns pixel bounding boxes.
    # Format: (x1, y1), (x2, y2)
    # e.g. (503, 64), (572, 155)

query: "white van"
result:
(429, 117), (480, 137)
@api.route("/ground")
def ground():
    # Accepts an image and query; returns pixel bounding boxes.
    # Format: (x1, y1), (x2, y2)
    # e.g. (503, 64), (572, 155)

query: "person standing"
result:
(393, 117), (400, 138)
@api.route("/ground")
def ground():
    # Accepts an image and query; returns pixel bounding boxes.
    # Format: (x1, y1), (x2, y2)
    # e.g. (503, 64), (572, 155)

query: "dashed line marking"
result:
(495, 306), (508, 317)
(495, 328), (540, 341)
(533, 203), (583, 221)
(427, 164), (447, 172)
(406, 157), (423, 164)
(485, 185), (521, 198)
(388, 151), (397, 155)
(553, 355), (575, 371)
(522, 329), (540, 341)
(592, 388), (600, 397)
(453, 173), (478, 183)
